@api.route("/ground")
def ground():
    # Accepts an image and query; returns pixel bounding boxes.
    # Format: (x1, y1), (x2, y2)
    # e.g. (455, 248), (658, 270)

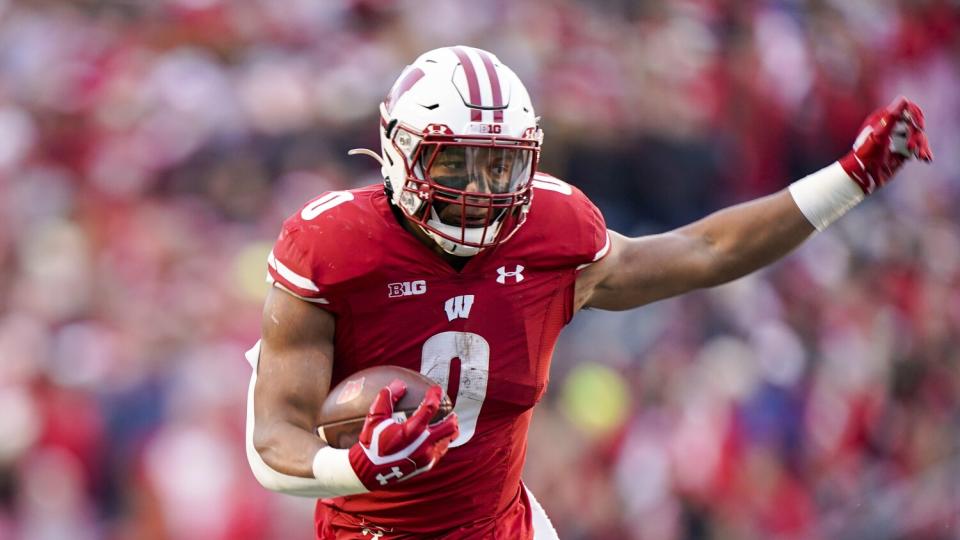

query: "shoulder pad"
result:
(267, 187), (387, 310)
(516, 173), (609, 269)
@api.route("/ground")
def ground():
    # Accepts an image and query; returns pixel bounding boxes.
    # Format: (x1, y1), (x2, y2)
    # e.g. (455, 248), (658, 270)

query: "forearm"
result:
(250, 348), (329, 480)
(244, 340), (365, 498)
(253, 419), (325, 478)
(681, 189), (815, 288)
(684, 157), (880, 287)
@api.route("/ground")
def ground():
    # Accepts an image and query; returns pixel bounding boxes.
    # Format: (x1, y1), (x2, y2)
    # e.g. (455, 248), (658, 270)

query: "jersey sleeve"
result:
(525, 173), (610, 270)
(266, 190), (380, 313)
(267, 220), (334, 306)
(569, 186), (610, 271)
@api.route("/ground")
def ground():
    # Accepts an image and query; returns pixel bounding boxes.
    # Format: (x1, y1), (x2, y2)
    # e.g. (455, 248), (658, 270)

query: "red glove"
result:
(839, 96), (933, 195)
(347, 380), (459, 490)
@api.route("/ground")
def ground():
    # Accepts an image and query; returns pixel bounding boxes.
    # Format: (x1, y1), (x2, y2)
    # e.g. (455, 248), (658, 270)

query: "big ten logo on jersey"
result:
(387, 280), (427, 298)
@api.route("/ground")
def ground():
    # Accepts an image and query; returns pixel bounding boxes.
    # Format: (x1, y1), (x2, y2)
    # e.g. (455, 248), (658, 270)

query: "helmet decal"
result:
(451, 46), (507, 123)
(384, 67), (425, 116)
(451, 47), (483, 121)
(476, 48), (505, 123)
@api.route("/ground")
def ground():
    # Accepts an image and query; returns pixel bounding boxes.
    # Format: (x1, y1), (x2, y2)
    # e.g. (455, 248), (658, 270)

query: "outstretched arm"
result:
(577, 190), (813, 310)
(576, 97), (932, 312)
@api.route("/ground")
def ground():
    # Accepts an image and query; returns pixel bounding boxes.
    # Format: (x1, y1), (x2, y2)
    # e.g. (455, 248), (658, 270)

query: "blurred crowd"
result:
(0, 0), (958, 538)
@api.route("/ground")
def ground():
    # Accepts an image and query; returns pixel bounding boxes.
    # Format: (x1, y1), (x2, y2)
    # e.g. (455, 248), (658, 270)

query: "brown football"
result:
(317, 365), (453, 449)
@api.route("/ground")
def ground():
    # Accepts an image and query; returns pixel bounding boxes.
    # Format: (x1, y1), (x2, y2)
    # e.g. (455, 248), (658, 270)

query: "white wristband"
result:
(788, 161), (865, 231)
(312, 446), (368, 496)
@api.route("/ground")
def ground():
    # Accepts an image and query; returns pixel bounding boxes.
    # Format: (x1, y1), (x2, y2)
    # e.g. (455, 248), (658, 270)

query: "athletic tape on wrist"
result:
(312, 446), (369, 496)
(788, 161), (865, 231)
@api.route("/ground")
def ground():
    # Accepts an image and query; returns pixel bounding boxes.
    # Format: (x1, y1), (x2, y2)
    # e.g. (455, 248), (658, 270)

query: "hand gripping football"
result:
(318, 366), (454, 449)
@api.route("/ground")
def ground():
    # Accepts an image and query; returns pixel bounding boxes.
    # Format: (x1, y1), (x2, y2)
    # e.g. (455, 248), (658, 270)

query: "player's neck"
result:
(391, 205), (471, 271)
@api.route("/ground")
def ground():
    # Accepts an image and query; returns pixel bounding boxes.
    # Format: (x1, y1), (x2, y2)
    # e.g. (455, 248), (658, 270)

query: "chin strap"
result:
(423, 206), (505, 257)
(422, 226), (482, 257)
(348, 148), (386, 167)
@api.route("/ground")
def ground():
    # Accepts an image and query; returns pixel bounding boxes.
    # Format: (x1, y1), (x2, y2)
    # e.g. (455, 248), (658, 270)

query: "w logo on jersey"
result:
(444, 295), (475, 321)
(496, 265), (524, 284)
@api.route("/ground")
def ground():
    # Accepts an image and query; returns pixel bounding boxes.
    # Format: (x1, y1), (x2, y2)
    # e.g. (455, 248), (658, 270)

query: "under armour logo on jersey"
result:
(496, 265), (525, 284)
(375, 466), (404, 485)
(444, 295), (475, 321)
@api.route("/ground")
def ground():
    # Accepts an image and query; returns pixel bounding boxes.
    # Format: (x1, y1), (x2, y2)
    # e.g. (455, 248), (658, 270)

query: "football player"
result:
(245, 46), (931, 539)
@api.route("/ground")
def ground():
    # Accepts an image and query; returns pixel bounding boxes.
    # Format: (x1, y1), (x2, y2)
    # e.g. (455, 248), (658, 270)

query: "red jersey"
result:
(267, 173), (609, 539)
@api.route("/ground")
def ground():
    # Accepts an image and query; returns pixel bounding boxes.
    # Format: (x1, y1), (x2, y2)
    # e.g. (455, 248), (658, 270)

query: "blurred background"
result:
(0, 0), (958, 538)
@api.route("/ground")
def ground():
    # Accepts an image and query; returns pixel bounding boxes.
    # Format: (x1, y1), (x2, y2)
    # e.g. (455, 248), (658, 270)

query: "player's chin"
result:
(438, 209), (494, 228)
(437, 204), (508, 228)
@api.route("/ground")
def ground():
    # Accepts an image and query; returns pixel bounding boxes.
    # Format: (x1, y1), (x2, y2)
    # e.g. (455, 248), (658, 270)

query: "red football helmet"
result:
(359, 46), (543, 257)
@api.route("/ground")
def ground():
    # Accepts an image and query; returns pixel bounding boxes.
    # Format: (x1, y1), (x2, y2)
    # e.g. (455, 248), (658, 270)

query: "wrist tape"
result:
(312, 446), (368, 496)
(788, 161), (865, 231)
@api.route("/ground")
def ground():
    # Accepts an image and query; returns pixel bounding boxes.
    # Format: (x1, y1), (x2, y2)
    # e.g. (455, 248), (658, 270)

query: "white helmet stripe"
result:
(462, 47), (495, 123)
(476, 49), (505, 122)
(452, 46), (483, 121)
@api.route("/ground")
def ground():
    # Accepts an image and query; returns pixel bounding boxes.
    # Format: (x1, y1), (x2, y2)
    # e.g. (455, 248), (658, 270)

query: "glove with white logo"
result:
(347, 380), (459, 490)
(839, 96), (933, 195)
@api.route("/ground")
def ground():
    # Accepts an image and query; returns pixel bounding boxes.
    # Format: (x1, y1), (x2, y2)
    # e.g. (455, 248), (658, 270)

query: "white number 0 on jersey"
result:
(300, 193), (495, 447)
(420, 332), (489, 447)
(301, 191), (354, 220)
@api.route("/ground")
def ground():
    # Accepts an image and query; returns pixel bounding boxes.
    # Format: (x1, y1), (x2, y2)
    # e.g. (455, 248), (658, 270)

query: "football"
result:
(317, 365), (454, 449)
